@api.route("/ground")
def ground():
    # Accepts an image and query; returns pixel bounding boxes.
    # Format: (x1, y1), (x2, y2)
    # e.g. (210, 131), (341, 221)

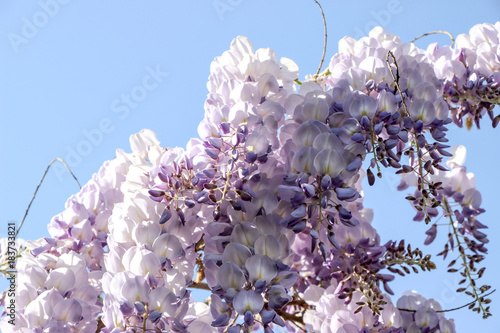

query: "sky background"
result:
(1, 1), (499, 331)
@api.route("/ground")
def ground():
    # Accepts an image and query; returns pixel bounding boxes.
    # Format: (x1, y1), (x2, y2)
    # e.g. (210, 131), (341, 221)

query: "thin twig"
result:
(411, 30), (455, 48)
(386, 51), (434, 222)
(312, 0), (327, 77)
(16, 158), (81, 237)
(224, 314), (239, 333)
(386, 51), (409, 117)
(398, 289), (496, 314)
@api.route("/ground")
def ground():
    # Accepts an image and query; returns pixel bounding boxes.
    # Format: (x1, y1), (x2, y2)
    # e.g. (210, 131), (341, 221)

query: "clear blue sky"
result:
(1, 1), (499, 331)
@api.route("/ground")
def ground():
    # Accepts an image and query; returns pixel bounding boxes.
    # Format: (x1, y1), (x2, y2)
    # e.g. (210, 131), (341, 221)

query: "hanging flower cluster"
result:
(2, 21), (499, 333)
(425, 22), (500, 128)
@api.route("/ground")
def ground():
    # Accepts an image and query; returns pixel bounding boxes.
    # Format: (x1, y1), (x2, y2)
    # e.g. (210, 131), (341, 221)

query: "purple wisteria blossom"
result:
(2, 21), (499, 333)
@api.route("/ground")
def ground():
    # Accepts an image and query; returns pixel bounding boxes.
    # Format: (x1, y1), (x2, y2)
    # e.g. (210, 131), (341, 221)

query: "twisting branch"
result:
(16, 158), (81, 237)
(386, 51), (409, 117)
(399, 289), (496, 314)
(386, 50), (434, 223)
(411, 30), (455, 48)
(312, 0), (327, 77)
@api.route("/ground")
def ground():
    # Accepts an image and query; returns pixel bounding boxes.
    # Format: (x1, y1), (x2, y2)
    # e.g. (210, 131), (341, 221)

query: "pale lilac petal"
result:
(121, 275), (149, 303)
(53, 299), (83, 323)
(230, 222), (260, 247)
(313, 149), (344, 178)
(254, 235), (282, 261)
(292, 146), (318, 174)
(348, 92), (377, 119)
(217, 262), (246, 291)
(222, 243), (252, 267)
(45, 267), (75, 295)
(233, 290), (264, 314)
(149, 287), (178, 317)
(245, 254), (277, 284)
(152, 233), (184, 259)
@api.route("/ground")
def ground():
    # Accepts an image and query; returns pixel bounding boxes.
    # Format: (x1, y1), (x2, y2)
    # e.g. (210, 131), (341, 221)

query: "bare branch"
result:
(411, 30), (455, 48)
(16, 158), (81, 237)
(386, 51), (410, 117)
(312, 0), (327, 77)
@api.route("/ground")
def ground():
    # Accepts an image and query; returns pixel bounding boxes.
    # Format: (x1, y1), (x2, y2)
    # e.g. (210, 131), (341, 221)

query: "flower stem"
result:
(442, 197), (488, 318)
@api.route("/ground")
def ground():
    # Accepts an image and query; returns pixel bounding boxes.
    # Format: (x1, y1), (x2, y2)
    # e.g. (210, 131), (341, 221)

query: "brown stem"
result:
(386, 50), (431, 222)
(17, 158), (81, 237)
(276, 309), (306, 331)
(287, 298), (312, 309)
(411, 30), (455, 48)
(312, 0), (327, 77)
(189, 281), (211, 290)
(194, 266), (205, 284)
(195, 237), (205, 252)
(223, 314), (239, 333)
(96, 317), (105, 333)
